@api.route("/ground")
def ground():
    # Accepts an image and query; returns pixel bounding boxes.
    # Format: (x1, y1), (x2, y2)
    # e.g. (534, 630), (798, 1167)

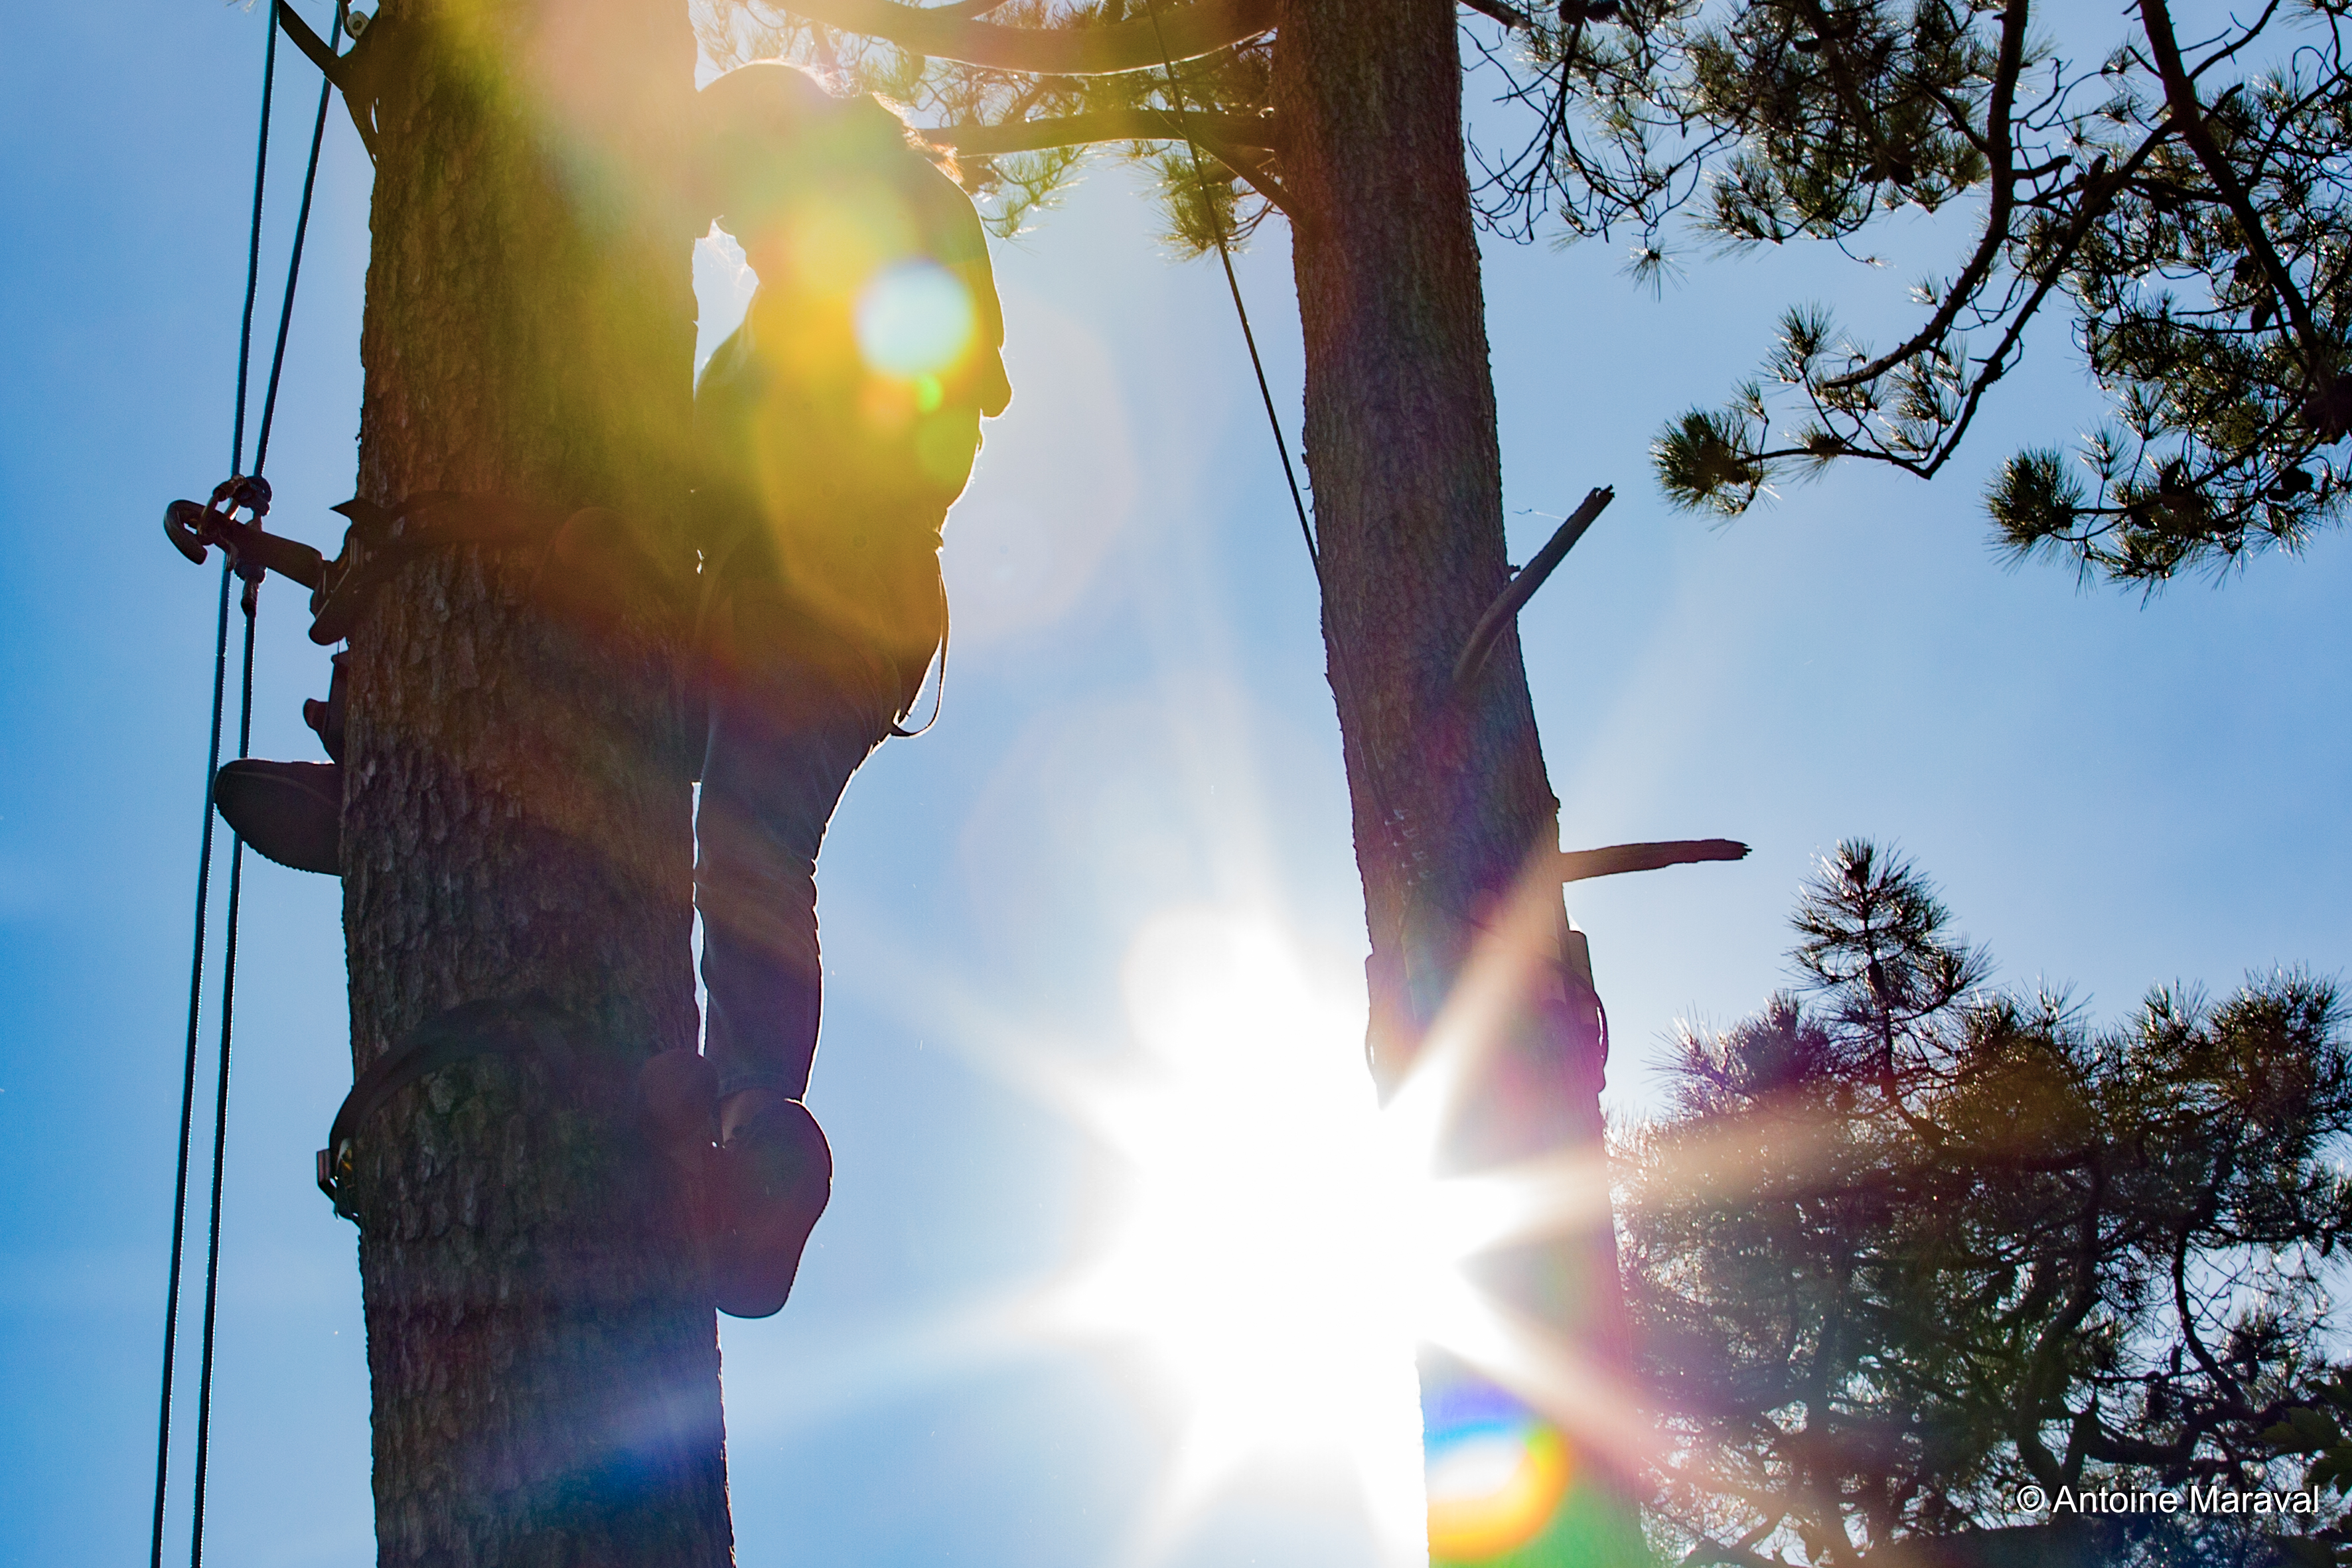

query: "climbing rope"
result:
(151, 8), (343, 1567)
(1134, 22), (1599, 1050)
(151, 550), (233, 1568)
(1139, 1), (1319, 579)
(1139, 6), (1430, 951)
(255, 21), (343, 478)
(184, 583), (259, 1568)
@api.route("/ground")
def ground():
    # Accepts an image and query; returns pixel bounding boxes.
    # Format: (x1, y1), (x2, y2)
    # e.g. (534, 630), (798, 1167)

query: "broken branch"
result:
(1453, 485), (1613, 688)
(1459, 0), (1536, 29)
(771, 0), (1276, 74)
(922, 107), (1280, 154)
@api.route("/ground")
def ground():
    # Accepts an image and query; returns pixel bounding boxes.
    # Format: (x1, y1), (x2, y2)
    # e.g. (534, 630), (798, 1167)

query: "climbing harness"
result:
(149, 8), (346, 1568)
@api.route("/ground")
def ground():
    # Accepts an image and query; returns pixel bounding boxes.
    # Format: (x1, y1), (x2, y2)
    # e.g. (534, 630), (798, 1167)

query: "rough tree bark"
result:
(1273, 0), (1622, 1332)
(338, 0), (731, 1561)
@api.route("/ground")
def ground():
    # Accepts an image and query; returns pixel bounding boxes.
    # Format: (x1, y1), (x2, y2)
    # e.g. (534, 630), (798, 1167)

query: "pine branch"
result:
(1819, 0), (2033, 392)
(922, 106), (1279, 153)
(2139, 0), (2328, 378)
(763, 0), (1275, 74)
(1458, 0), (1535, 32)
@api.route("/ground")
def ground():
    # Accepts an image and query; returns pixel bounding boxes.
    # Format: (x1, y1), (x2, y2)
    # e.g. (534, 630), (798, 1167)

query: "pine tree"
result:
(325, 0), (727, 1560)
(1623, 842), (2352, 1565)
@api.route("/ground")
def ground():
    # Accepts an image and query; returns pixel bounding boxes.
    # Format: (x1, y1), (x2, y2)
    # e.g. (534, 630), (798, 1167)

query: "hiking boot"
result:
(212, 759), (342, 875)
(711, 1094), (832, 1319)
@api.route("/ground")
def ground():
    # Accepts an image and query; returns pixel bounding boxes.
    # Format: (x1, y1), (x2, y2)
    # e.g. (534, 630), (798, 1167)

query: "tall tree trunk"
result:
(339, 1), (731, 1561)
(1272, 0), (1627, 1368)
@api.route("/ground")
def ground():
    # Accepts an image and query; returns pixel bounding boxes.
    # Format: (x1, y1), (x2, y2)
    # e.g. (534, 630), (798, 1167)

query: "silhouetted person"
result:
(662, 61), (1011, 1317)
(202, 61), (1006, 1318)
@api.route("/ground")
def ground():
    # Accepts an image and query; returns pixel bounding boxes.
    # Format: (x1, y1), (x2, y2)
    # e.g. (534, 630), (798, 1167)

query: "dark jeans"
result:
(695, 581), (903, 1104)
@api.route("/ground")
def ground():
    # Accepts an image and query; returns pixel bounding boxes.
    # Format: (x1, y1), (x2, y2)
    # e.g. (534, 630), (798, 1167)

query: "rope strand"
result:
(254, 9), (344, 475)
(1139, 3), (1318, 575)
(1207, 230), (1319, 575)
(186, 588), (260, 1568)
(149, 561), (234, 1568)
(231, 15), (279, 476)
(152, 9), (279, 1560)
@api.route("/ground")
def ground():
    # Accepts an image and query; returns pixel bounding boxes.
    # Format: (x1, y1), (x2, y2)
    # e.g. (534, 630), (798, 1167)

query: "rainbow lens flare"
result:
(1424, 1382), (1572, 1563)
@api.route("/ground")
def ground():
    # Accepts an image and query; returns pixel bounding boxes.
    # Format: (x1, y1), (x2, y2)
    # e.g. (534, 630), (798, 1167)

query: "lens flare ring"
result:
(1423, 1384), (1575, 1561)
(855, 259), (976, 381)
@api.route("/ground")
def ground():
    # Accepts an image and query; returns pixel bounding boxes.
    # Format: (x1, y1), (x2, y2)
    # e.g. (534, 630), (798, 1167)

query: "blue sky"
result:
(4, 3), (2349, 1566)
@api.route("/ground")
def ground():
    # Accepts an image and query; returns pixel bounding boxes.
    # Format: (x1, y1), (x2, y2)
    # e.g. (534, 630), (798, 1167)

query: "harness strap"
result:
(315, 998), (575, 1220)
(889, 585), (950, 740)
(309, 492), (569, 644)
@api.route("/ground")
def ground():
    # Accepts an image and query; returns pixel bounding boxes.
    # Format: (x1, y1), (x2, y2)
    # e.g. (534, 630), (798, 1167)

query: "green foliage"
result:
(1466, 0), (2352, 586)
(1621, 843), (2352, 1566)
(1655, 406), (1766, 515)
(1987, 447), (2088, 569)
(1149, 140), (1268, 254)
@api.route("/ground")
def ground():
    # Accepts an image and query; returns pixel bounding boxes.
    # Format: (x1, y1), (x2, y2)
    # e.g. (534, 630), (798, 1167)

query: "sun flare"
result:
(1039, 910), (1476, 1559)
(1018, 898), (1646, 1565)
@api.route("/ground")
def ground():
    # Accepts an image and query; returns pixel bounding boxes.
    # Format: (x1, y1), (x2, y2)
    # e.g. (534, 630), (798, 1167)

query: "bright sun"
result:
(1041, 910), (1453, 1562)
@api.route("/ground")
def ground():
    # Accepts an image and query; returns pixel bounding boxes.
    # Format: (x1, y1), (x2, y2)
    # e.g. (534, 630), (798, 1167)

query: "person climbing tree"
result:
(643, 59), (1014, 1319)
(205, 56), (1010, 1324)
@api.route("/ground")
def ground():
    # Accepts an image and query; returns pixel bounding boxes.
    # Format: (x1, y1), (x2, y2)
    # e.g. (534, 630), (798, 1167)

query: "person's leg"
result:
(696, 583), (893, 1106)
(689, 582), (895, 1317)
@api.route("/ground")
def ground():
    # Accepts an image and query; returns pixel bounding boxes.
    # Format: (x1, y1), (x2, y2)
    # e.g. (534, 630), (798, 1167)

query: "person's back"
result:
(693, 73), (1009, 709)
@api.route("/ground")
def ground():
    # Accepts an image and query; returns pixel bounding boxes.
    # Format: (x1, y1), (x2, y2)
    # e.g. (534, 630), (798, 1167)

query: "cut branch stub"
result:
(1558, 838), (1750, 883)
(1458, 0), (1534, 29)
